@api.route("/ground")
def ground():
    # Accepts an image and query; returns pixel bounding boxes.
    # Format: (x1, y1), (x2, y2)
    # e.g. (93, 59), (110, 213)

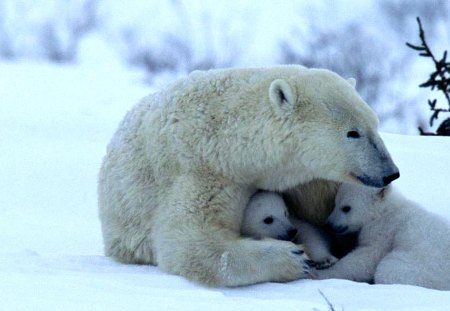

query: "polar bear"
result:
(98, 65), (400, 287)
(316, 183), (450, 290)
(242, 191), (338, 269)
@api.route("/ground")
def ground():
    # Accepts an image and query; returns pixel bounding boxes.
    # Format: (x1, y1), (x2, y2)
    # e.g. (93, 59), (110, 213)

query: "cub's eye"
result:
(341, 206), (351, 213)
(264, 217), (274, 224)
(347, 130), (361, 138)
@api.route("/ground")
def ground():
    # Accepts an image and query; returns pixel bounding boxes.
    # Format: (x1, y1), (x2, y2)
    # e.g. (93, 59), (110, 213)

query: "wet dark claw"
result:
(305, 259), (314, 267)
(291, 250), (305, 256)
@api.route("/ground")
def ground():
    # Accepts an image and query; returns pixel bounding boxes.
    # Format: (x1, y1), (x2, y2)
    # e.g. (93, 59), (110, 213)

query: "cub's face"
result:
(326, 183), (386, 234)
(241, 192), (297, 241)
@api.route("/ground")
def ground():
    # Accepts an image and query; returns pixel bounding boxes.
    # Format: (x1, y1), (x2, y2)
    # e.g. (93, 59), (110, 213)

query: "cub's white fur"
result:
(316, 183), (450, 290)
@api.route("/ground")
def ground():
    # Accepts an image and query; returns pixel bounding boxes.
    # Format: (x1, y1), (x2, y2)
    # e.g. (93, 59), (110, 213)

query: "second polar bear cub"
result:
(242, 191), (338, 269)
(316, 183), (450, 290)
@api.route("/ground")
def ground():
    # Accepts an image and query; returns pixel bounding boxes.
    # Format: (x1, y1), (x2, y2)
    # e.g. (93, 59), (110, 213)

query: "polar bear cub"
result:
(242, 191), (338, 269)
(242, 191), (298, 241)
(316, 183), (450, 290)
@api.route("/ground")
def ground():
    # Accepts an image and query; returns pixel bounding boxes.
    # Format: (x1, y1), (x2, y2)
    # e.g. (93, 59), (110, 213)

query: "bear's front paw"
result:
(312, 255), (338, 270)
(234, 239), (314, 284)
(266, 242), (314, 282)
(291, 249), (314, 275)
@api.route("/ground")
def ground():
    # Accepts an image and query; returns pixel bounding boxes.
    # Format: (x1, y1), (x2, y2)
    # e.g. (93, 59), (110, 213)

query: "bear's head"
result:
(267, 68), (399, 189)
(325, 183), (388, 234)
(241, 191), (298, 241)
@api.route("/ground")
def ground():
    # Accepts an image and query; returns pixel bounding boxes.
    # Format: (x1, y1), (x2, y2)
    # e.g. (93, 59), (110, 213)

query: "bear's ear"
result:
(347, 78), (356, 88)
(269, 79), (297, 116)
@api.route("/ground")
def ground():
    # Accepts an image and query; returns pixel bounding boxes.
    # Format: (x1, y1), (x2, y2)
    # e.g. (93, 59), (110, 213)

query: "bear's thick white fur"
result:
(242, 191), (337, 269)
(98, 65), (399, 287)
(316, 183), (450, 290)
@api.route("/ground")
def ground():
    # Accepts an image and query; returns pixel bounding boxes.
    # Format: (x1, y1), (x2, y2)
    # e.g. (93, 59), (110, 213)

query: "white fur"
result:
(242, 191), (297, 241)
(242, 191), (338, 269)
(316, 183), (450, 290)
(98, 65), (398, 287)
(347, 78), (356, 88)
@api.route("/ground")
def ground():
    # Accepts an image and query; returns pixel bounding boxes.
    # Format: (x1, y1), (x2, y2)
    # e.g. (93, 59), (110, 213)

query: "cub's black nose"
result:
(325, 224), (348, 235)
(323, 223), (332, 231)
(383, 171), (400, 186)
(288, 228), (298, 240)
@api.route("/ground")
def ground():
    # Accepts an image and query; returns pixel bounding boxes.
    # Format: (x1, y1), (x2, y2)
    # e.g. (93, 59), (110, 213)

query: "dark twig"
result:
(406, 17), (450, 135)
(313, 290), (342, 311)
(319, 290), (336, 311)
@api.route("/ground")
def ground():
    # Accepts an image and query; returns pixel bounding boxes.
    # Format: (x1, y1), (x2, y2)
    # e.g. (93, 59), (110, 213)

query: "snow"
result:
(2, 47), (450, 310)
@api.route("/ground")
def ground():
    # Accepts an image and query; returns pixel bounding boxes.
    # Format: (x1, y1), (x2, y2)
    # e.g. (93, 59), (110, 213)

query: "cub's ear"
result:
(269, 79), (297, 116)
(347, 78), (356, 88)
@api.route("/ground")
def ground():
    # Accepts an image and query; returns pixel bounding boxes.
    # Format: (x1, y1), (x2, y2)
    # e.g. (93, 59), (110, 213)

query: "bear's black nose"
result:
(383, 171), (400, 186)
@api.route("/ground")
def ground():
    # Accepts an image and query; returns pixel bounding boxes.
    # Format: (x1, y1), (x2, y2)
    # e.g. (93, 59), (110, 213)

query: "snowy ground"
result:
(1, 57), (450, 310)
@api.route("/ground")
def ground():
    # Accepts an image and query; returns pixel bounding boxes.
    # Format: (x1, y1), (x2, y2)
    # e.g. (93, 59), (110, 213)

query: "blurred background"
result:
(1, 0), (449, 134)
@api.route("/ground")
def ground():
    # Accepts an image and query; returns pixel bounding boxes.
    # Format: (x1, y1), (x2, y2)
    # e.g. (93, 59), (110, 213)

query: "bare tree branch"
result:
(407, 17), (450, 135)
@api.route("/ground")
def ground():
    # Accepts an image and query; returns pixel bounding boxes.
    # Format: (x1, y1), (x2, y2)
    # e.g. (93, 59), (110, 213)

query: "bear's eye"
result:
(264, 217), (274, 224)
(341, 206), (351, 213)
(347, 130), (361, 139)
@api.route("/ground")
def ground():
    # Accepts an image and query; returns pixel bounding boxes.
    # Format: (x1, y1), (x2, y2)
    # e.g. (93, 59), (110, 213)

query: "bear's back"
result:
(138, 65), (309, 171)
(154, 65), (307, 110)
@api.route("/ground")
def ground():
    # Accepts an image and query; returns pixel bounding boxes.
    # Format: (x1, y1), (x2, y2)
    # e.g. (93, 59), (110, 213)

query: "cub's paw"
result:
(313, 255), (338, 270)
(311, 267), (334, 280)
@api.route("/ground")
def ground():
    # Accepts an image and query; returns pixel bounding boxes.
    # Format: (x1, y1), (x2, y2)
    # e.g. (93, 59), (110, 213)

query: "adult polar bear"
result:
(98, 65), (399, 287)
